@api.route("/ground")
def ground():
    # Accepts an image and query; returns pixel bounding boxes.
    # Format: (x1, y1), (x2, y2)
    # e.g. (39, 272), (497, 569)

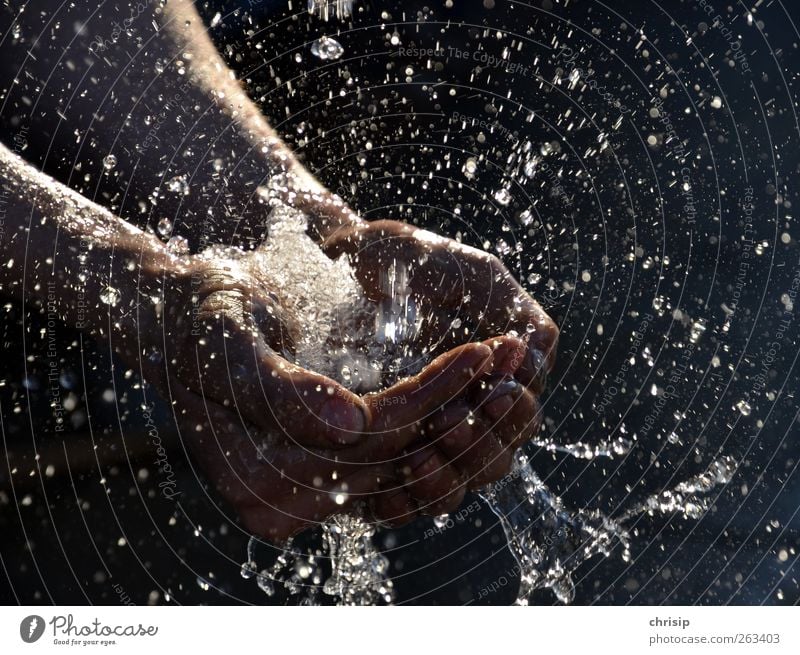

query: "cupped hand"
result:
(154, 253), (516, 542)
(320, 220), (559, 526)
(321, 219), (559, 392)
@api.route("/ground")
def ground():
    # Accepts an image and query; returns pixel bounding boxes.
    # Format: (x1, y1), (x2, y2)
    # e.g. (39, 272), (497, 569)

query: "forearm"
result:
(0, 142), (182, 360)
(0, 0), (360, 248)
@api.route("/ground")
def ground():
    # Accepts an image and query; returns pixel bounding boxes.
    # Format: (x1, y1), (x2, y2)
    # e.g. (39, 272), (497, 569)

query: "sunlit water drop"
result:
(99, 286), (121, 306)
(102, 154), (117, 171)
(310, 35), (344, 61)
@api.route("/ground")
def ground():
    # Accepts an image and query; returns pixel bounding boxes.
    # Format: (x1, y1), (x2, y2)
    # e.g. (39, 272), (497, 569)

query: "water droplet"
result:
(100, 287), (121, 306)
(463, 157), (478, 178)
(494, 187), (512, 205)
(736, 399), (752, 416)
(166, 235), (190, 256)
(156, 217), (173, 237)
(167, 174), (190, 196)
(433, 514), (449, 529)
(240, 560), (257, 579)
(310, 36), (344, 61)
(102, 154), (117, 171)
(256, 570), (275, 596)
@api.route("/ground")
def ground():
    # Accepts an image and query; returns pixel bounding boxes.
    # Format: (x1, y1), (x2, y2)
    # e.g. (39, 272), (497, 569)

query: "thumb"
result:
(182, 313), (368, 449)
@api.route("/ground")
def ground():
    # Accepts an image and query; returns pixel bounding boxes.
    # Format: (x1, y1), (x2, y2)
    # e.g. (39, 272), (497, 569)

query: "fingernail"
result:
(320, 399), (366, 446)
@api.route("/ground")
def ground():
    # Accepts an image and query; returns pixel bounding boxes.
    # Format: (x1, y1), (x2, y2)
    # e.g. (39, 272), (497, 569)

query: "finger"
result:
(186, 310), (369, 449)
(473, 375), (540, 448)
(480, 315), (554, 394)
(424, 388), (526, 487)
(507, 295), (560, 376)
(435, 410), (511, 487)
(400, 447), (466, 515)
(465, 433), (514, 488)
(475, 260), (559, 372)
(482, 335), (528, 376)
(352, 343), (493, 461)
(515, 345), (550, 393)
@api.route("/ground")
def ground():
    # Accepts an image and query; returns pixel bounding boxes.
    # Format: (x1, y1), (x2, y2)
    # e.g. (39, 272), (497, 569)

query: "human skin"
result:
(0, 0), (559, 541)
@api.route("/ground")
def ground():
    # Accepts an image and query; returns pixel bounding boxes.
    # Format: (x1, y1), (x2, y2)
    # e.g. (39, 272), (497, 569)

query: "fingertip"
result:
(442, 341), (493, 379)
(319, 394), (368, 447)
(483, 334), (527, 375)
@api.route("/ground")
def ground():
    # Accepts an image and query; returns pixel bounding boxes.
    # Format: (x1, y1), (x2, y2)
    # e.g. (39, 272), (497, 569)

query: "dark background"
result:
(1, 0), (798, 605)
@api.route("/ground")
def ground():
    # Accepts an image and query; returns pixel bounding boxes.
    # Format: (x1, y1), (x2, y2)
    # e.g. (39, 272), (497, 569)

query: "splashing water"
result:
(480, 452), (735, 605)
(617, 455), (736, 522)
(479, 452), (631, 605)
(234, 199), (399, 604)
(235, 197), (736, 605)
(321, 514), (394, 605)
(307, 0), (355, 21)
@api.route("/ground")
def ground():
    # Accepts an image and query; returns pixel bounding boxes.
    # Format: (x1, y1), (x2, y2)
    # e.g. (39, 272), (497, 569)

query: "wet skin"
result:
(0, 0), (559, 543)
(163, 225), (558, 541)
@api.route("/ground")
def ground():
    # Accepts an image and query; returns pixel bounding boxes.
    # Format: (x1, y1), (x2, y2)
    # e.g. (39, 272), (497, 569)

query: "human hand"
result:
(321, 219), (559, 391)
(153, 253), (503, 542)
(319, 220), (559, 525)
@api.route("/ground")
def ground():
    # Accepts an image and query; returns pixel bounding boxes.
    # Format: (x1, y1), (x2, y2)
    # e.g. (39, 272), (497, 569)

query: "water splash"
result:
(532, 435), (634, 460)
(235, 198), (736, 605)
(321, 514), (394, 605)
(235, 201), (394, 605)
(617, 455), (736, 522)
(480, 452), (630, 605)
(240, 515), (393, 605)
(481, 452), (736, 605)
(307, 0), (355, 22)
